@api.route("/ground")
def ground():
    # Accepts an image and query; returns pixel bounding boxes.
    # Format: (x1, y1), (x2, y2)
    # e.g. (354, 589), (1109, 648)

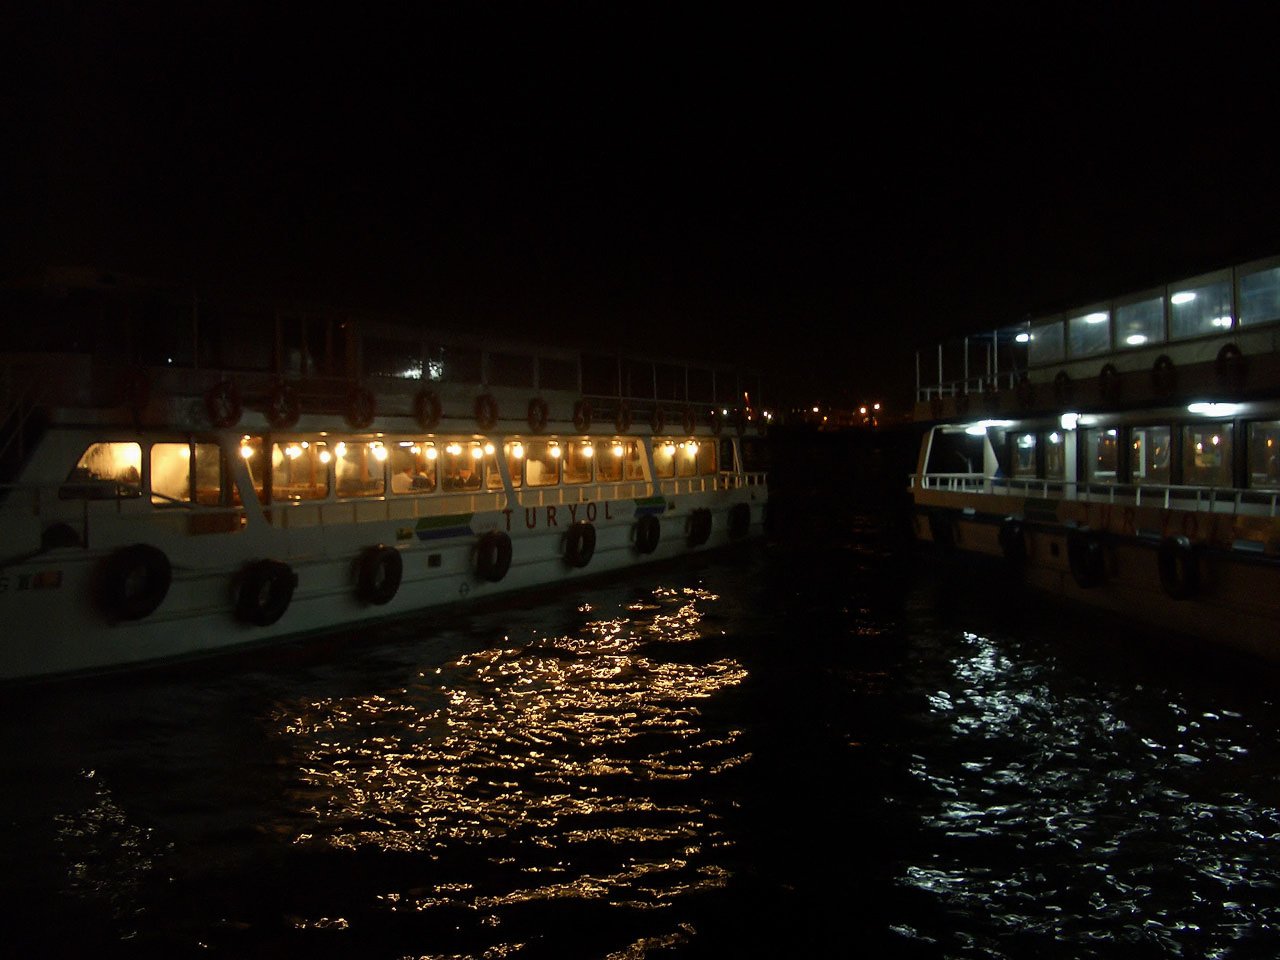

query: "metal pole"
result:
(937, 343), (943, 395)
(993, 329), (999, 386)
(963, 336), (968, 393)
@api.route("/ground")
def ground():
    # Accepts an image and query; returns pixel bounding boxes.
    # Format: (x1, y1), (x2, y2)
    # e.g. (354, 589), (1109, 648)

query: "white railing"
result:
(910, 473), (1280, 518)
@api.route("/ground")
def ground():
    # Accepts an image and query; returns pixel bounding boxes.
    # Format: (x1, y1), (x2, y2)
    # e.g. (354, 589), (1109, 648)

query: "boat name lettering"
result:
(0, 570), (64, 594)
(503, 501), (612, 531)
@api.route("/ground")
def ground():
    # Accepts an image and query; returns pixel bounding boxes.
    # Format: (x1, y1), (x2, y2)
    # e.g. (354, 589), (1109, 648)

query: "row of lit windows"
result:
(1008, 420), (1280, 490)
(64, 435), (720, 506)
(1024, 266), (1280, 365)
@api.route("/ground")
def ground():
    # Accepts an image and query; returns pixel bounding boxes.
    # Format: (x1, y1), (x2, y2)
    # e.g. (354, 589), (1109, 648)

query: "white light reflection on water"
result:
(268, 584), (749, 925)
(896, 628), (1280, 958)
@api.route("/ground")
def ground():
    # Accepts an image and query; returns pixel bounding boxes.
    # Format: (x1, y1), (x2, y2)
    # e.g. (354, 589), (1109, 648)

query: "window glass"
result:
(1239, 267), (1280, 327)
(272, 441), (330, 501)
(1129, 426), (1171, 486)
(1011, 433), (1037, 478)
(1169, 281), (1233, 339)
(1115, 297), (1164, 348)
(237, 436), (267, 503)
(675, 440), (699, 478)
(1249, 421), (1280, 489)
(653, 440), (677, 479)
(522, 441), (560, 487)
(1044, 430), (1066, 480)
(562, 440), (594, 484)
(597, 440), (643, 481)
(63, 441), (142, 499)
(503, 441), (524, 489)
(1084, 428), (1119, 481)
(150, 441), (222, 505)
(440, 441), (483, 492)
(697, 438), (717, 475)
(390, 441), (437, 495)
(336, 440), (386, 498)
(1027, 319), (1065, 365)
(482, 442), (505, 492)
(1182, 423), (1233, 487)
(1067, 311), (1111, 357)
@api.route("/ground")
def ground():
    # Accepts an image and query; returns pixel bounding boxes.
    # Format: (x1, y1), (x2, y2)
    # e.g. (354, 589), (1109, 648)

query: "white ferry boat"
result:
(909, 254), (1280, 661)
(0, 269), (770, 683)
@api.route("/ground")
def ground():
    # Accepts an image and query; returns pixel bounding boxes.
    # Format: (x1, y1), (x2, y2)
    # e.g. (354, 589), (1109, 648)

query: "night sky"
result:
(9, 6), (1280, 409)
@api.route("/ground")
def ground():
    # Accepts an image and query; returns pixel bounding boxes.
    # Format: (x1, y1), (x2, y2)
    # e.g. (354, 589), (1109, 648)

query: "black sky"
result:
(8, 5), (1280, 409)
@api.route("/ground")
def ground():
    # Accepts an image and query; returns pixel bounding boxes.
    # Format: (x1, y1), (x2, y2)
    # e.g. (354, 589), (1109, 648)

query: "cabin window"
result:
(597, 440), (643, 482)
(1129, 426), (1172, 485)
(1044, 431), (1066, 480)
(1248, 421), (1280, 489)
(336, 441), (386, 498)
(1239, 267), (1280, 327)
(523, 441), (560, 487)
(697, 439), (717, 475)
(150, 441), (222, 505)
(1011, 433), (1037, 478)
(503, 442), (524, 489)
(563, 441), (594, 484)
(390, 442), (437, 495)
(481, 442), (505, 492)
(675, 440), (700, 478)
(440, 442), (483, 492)
(1115, 297), (1165, 349)
(1182, 423), (1233, 487)
(1084, 428), (1119, 482)
(62, 442), (143, 499)
(1169, 280), (1233, 340)
(272, 441), (330, 501)
(1027, 319), (1065, 365)
(237, 436), (267, 503)
(653, 440), (677, 479)
(1067, 311), (1111, 357)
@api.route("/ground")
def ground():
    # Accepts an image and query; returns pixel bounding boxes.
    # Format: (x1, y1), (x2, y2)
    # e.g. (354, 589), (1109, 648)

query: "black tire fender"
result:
(356, 544), (403, 605)
(563, 521), (597, 568)
(633, 514), (661, 555)
(475, 530), (513, 582)
(236, 559), (297, 626)
(98, 543), (171, 621)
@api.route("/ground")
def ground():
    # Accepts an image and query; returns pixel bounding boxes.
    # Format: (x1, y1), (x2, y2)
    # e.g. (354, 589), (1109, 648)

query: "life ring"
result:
(573, 399), (592, 432)
(563, 521), (596, 568)
(355, 544), (402, 605)
(527, 397), (549, 434)
(1053, 370), (1073, 405)
(615, 401), (632, 433)
(633, 514), (661, 555)
(927, 510), (955, 552)
(1157, 535), (1200, 600)
(728, 502), (751, 540)
(651, 406), (667, 434)
(235, 558), (297, 626)
(1066, 528), (1106, 588)
(97, 543), (171, 621)
(998, 517), (1027, 568)
(413, 389), (442, 430)
(1151, 354), (1177, 398)
(204, 379), (243, 428)
(475, 394), (499, 431)
(1098, 363), (1121, 403)
(346, 385), (376, 429)
(1015, 375), (1034, 409)
(682, 406), (697, 435)
(1215, 342), (1247, 390)
(474, 530), (513, 582)
(265, 381), (301, 429)
(687, 507), (712, 547)
(708, 408), (724, 436)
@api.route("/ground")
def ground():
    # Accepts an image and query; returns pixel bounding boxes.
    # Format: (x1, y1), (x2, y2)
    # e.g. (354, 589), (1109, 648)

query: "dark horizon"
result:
(9, 7), (1280, 411)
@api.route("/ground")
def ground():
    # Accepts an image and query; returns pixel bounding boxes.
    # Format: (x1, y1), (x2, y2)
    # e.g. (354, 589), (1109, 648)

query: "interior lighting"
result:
(550, 444), (562, 459)
(483, 443), (496, 455)
(336, 442), (347, 457)
(1049, 432), (1061, 443)
(1060, 413), (1079, 431)
(965, 425), (988, 436)
(612, 443), (624, 458)
(1171, 291), (1197, 305)
(319, 449), (332, 464)
(582, 443), (594, 457)
(1187, 402), (1241, 416)
(511, 443), (524, 459)
(1084, 312), (1108, 324)
(1126, 334), (1147, 345)
(1211, 316), (1233, 328)
(373, 446), (388, 462)
(1015, 332), (1031, 343)
(240, 444), (254, 459)
(1211, 434), (1221, 446)
(425, 445), (438, 460)
(470, 445), (483, 460)
(446, 442), (462, 455)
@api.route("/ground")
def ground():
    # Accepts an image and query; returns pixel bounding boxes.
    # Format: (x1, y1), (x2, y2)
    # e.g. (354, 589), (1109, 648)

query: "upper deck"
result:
(914, 254), (1280, 423)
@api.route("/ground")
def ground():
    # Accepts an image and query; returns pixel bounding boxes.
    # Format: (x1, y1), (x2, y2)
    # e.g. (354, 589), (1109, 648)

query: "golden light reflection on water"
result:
(269, 584), (748, 917)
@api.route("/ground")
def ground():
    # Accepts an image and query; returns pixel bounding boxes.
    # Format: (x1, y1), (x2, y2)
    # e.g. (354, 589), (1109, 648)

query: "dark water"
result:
(5, 430), (1280, 959)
